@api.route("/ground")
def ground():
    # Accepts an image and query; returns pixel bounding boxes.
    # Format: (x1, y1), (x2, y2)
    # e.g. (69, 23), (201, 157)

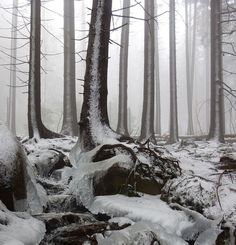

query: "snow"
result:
(97, 221), (188, 245)
(90, 194), (191, 236)
(0, 201), (45, 245)
(166, 141), (236, 227)
(23, 137), (77, 155)
(65, 140), (228, 243)
(11, 136), (235, 244)
(90, 195), (221, 243)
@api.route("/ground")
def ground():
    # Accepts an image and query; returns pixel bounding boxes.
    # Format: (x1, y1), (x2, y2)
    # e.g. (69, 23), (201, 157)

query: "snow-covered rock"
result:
(67, 143), (181, 208)
(0, 124), (45, 213)
(0, 201), (45, 245)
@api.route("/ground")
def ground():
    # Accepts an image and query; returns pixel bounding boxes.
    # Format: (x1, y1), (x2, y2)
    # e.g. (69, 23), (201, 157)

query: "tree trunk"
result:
(140, 0), (156, 143)
(61, 0), (78, 136)
(79, 0), (118, 151)
(205, 1), (210, 133)
(28, 0), (60, 139)
(208, 0), (225, 142)
(116, 0), (130, 137)
(154, 0), (161, 136)
(8, 0), (18, 135)
(169, 0), (179, 144)
(7, 97), (10, 127)
(185, 0), (197, 136)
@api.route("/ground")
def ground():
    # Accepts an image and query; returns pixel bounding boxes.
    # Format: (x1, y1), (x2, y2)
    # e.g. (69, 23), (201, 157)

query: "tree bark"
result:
(140, 0), (156, 143)
(154, 0), (161, 136)
(79, 0), (118, 151)
(116, 0), (130, 137)
(205, 1), (210, 133)
(8, 0), (18, 135)
(169, 0), (179, 144)
(208, 0), (225, 142)
(61, 0), (78, 136)
(28, 0), (60, 139)
(185, 0), (197, 136)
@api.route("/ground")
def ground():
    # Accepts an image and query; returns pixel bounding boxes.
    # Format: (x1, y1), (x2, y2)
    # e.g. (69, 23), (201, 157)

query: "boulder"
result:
(92, 144), (181, 196)
(161, 175), (216, 214)
(0, 124), (45, 212)
(68, 143), (181, 209)
(29, 149), (72, 178)
(219, 154), (236, 170)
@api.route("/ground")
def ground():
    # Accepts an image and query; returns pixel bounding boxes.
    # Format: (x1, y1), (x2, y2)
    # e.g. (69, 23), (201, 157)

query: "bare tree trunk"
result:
(79, 0), (118, 151)
(61, 0), (78, 136)
(169, 0), (179, 144)
(185, 0), (197, 136)
(154, 0), (161, 136)
(116, 0), (130, 137)
(7, 97), (10, 127)
(205, 0), (210, 133)
(28, 0), (60, 139)
(8, 0), (18, 135)
(140, 0), (156, 143)
(208, 0), (225, 142)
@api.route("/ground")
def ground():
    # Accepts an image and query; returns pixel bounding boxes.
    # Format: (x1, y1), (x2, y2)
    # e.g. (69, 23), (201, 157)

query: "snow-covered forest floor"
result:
(1, 134), (236, 244)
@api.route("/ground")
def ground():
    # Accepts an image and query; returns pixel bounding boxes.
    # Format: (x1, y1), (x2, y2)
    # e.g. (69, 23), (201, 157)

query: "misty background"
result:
(0, 0), (234, 137)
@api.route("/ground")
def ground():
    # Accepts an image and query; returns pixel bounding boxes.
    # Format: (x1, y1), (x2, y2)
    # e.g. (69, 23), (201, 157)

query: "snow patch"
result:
(0, 201), (45, 245)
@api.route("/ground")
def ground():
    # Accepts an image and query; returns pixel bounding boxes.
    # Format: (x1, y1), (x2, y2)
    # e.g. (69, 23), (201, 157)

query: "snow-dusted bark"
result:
(169, 0), (179, 143)
(140, 0), (156, 143)
(8, 0), (18, 135)
(61, 0), (78, 136)
(79, 0), (118, 151)
(116, 0), (130, 137)
(208, 0), (225, 142)
(28, 0), (60, 139)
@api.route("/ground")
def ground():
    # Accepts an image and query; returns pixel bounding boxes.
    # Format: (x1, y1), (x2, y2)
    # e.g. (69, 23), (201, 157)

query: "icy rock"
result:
(68, 143), (181, 209)
(46, 194), (84, 213)
(35, 212), (97, 233)
(219, 154), (236, 170)
(29, 150), (72, 178)
(0, 124), (45, 213)
(41, 221), (107, 245)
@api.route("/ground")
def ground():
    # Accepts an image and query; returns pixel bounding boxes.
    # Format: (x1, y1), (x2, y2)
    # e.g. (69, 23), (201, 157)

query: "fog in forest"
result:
(0, 0), (235, 137)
